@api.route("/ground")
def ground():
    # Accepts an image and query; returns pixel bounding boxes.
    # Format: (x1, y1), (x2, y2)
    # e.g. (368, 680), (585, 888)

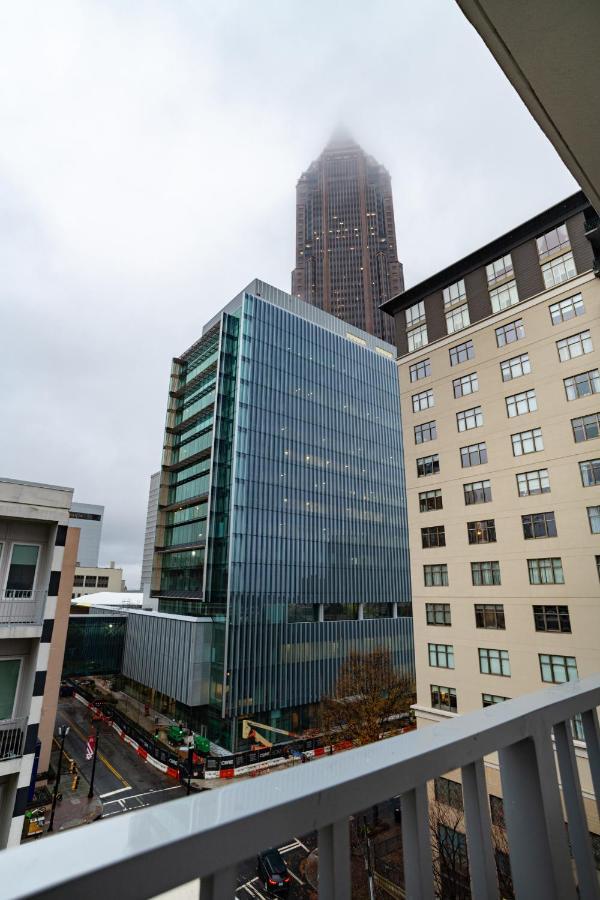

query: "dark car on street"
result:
(256, 849), (291, 896)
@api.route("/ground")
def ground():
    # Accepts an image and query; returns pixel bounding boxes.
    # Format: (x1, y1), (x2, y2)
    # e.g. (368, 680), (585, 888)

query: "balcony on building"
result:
(0, 589), (46, 629)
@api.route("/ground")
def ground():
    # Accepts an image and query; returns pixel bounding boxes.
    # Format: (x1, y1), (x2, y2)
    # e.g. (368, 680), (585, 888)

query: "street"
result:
(235, 835), (317, 899)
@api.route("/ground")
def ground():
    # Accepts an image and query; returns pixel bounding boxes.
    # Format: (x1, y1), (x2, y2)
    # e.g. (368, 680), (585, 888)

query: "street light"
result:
(48, 724), (70, 833)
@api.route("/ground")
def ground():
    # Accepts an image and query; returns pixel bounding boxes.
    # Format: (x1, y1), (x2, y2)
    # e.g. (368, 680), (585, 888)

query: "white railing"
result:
(2, 675), (600, 899)
(0, 590), (46, 627)
(0, 718), (27, 761)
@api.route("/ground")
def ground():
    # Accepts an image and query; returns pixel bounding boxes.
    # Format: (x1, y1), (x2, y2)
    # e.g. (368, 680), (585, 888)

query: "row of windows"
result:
(428, 646), (577, 681)
(426, 601), (572, 633)
(73, 574), (110, 588)
(419, 463), (596, 500)
(421, 557), (568, 585)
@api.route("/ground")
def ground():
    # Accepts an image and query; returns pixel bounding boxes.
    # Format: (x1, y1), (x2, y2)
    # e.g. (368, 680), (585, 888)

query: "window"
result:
(412, 389), (434, 412)
(479, 648), (510, 676)
(486, 254), (513, 285)
(73, 575), (84, 587)
(463, 479), (492, 505)
(84, 576), (97, 587)
(457, 406), (483, 432)
(431, 685), (457, 713)
(453, 372), (478, 399)
(288, 604), (319, 623)
(557, 329), (593, 362)
(489, 795), (506, 828)
(424, 564), (449, 586)
(363, 603), (394, 619)
(449, 340), (474, 366)
(495, 318), (525, 347)
(597, 556), (600, 582)
(483, 694), (509, 707)
(542, 251), (576, 289)
(549, 293), (584, 325)
(414, 420), (437, 444)
(422, 526), (446, 548)
(588, 506), (600, 534)
(426, 603), (451, 625)
(522, 511), (557, 539)
(324, 603), (359, 621)
(405, 300), (425, 328)
(409, 359), (431, 382)
(417, 454), (440, 477)
(97, 576), (109, 588)
(475, 604), (505, 629)
(0, 659), (21, 720)
(429, 643), (454, 668)
(471, 561), (501, 586)
(468, 519), (496, 544)
(580, 459), (600, 487)
(500, 352), (531, 381)
(419, 489), (443, 512)
(460, 442), (488, 468)
(446, 304), (470, 334)
(506, 389), (537, 418)
(517, 468), (550, 496)
(564, 369), (600, 401)
(443, 279), (466, 308)
(408, 323), (428, 352)
(539, 654), (577, 684)
(572, 413), (600, 443)
(490, 280), (519, 313)
(536, 223), (570, 259)
(512, 427), (543, 456)
(533, 605), (571, 633)
(434, 777), (463, 810)
(528, 557), (564, 584)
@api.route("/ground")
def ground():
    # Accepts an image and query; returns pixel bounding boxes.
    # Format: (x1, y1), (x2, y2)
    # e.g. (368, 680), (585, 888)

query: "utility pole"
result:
(362, 815), (376, 900)
(87, 720), (100, 799)
(48, 725), (70, 832)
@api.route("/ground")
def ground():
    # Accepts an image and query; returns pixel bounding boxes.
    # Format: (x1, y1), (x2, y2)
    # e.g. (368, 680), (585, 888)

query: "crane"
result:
(241, 719), (297, 748)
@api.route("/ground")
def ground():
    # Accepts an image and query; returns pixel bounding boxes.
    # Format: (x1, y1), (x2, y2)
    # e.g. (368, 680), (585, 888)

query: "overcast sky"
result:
(0, 1), (576, 587)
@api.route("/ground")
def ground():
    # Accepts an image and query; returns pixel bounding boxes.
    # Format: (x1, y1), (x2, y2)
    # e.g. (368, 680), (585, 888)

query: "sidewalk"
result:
(24, 745), (103, 839)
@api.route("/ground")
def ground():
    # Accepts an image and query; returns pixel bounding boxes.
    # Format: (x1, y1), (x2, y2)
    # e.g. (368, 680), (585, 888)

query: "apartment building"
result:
(68, 502), (103, 567)
(72, 562), (124, 598)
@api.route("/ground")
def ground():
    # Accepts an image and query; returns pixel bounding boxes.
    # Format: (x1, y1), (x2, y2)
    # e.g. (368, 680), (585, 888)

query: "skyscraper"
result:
(292, 129), (404, 343)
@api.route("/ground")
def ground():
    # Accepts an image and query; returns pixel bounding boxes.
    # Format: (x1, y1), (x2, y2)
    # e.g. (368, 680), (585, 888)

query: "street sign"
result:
(85, 736), (95, 761)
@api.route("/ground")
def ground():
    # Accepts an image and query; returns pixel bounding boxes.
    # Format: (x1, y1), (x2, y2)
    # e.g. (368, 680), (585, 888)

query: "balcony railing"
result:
(0, 718), (27, 761)
(2, 675), (600, 899)
(0, 590), (46, 627)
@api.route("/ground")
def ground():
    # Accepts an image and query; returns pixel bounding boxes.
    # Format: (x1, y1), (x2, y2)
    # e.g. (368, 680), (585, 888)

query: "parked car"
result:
(256, 849), (291, 897)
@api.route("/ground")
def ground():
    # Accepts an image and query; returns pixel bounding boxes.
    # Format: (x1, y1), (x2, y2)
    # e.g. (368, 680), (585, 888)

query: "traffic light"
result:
(68, 759), (77, 775)
(71, 774), (80, 791)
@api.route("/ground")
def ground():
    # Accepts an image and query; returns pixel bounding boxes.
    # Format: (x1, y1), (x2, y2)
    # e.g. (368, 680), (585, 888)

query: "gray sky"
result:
(0, 1), (576, 587)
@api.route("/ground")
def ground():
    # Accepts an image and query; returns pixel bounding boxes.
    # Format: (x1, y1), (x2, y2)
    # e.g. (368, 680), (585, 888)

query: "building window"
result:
(73, 575), (84, 587)
(549, 293), (584, 325)
(539, 654), (577, 683)
(457, 406), (483, 432)
(412, 389), (434, 412)
(479, 648), (511, 677)
(580, 459), (600, 487)
(506, 389), (537, 418)
(475, 604), (505, 629)
(97, 576), (109, 588)
(426, 603), (451, 625)
(490, 280), (519, 313)
(405, 300), (426, 328)
(489, 795), (506, 828)
(324, 603), (360, 621)
(533, 605), (571, 633)
(596, 556), (600, 581)
(528, 557), (564, 584)
(472, 561), (501, 586)
(84, 575), (97, 587)
(557, 330), (593, 362)
(516, 468), (550, 496)
(449, 340), (474, 367)
(422, 526), (446, 548)
(446, 304), (470, 334)
(417, 454), (440, 477)
(536, 223), (570, 259)
(486, 254), (513, 285)
(429, 643), (454, 668)
(495, 318), (525, 348)
(564, 369), (600, 401)
(460, 442), (488, 468)
(443, 279), (466, 308)
(0, 659), (22, 719)
(424, 564), (449, 586)
(408, 324), (428, 353)
(409, 359), (431, 382)
(431, 685), (457, 713)
(414, 420), (437, 444)
(453, 372), (478, 399)
(542, 251), (577, 289)
(512, 427), (543, 456)
(468, 519), (496, 544)
(500, 353), (531, 382)
(434, 777), (463, 810)
(463, 479), (492, 505)
(522, 511), (557, 539)
(483, 694), (510, 707)
(572, 413), (600, 443)
(588, 506), (600, 534)
(419, 489), (443, 512)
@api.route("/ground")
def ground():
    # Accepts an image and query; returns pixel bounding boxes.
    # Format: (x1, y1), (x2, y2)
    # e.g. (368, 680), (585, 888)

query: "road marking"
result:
(58, 712), (130, 788)
(102, 785), (181, 806)
(100, 787), (132, 799)
(286, 867), (303, 885)
(292, 835), (310, 853)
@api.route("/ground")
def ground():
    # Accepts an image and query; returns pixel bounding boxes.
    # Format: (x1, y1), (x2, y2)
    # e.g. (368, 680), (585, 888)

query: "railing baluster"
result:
(582, 708), (600, 819)
(554, 720), (600, 900)
(461, 759), (498, 899)
(199, 868), (235, 900)
(318, 819), (350, 899)
(401, 784), (434, 900)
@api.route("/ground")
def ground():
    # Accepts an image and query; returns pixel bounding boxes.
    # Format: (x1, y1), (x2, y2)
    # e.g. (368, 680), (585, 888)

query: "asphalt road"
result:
(235, 834), (317, 899)
(56, 696), (188, 817)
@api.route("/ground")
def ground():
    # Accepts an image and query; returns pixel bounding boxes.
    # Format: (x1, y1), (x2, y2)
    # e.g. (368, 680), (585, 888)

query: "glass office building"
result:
(151, 280), (413, 748)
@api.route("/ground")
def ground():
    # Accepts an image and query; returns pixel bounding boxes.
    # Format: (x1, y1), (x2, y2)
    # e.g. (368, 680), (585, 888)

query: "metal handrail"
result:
(0, 718), (27, 761)
(0, 590), (47, 626)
